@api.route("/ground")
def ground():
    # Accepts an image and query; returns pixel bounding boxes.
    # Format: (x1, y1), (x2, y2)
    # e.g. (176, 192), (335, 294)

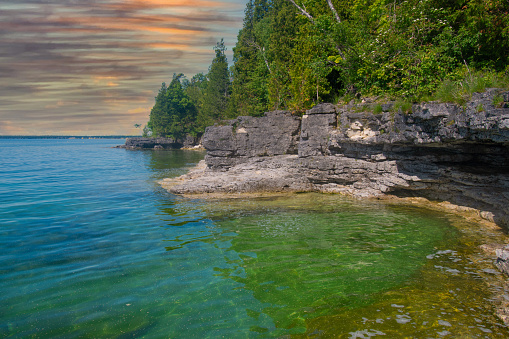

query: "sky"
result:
(0, 0), (248, 136)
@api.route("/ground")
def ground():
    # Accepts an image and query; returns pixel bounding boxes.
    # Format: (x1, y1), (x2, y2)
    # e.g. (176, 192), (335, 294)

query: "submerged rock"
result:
(496, 245), (509, 276)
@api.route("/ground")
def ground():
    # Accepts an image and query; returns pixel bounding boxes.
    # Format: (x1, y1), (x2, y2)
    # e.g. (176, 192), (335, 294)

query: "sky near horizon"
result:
(0, 0), (248, 136)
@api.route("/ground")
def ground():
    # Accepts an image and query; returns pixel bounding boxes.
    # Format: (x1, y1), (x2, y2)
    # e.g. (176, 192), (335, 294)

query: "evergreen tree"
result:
(147, 82), (168, 136)
(148, 74), (197, 138)
(147, 0), (509, 131)
(200, 39), (231, 127)
(267, 1), (298, 109)
(229, 0), (272, 117)
(185, 73), (208, 127)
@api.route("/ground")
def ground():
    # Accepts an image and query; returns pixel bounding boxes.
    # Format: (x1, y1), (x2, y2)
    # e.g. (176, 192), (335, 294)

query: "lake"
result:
(0, 139), (507, 338)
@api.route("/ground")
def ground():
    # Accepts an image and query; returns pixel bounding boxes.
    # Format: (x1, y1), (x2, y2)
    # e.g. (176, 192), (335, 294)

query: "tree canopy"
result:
(145, 0), (509, 137)
(147, 73), (197, 139)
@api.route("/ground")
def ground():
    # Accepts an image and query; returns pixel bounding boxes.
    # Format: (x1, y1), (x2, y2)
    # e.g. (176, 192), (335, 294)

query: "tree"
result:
(185, 73), (208, 125)
(200, 39), (231, 127)
(147, 82), (168, 137)
(147, 0), (509, 127)
(148, 74), (197, 138)
(229, 0), (273, 117)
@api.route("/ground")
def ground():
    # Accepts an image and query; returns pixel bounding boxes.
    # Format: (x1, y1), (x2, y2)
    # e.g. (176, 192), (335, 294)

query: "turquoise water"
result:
(0, 139), (507, 338)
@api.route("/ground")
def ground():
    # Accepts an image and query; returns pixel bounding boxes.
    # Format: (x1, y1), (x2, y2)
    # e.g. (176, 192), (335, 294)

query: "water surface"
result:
(0, 139), (507, 338)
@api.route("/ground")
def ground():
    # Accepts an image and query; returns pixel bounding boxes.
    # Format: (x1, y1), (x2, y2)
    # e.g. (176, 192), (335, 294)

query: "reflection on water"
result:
(1, 141), (508, 338)
(143, 148), (206, 181)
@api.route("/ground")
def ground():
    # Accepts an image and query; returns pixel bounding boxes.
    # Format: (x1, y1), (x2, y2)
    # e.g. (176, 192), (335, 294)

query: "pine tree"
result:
(229, 0), (272, 117)
(185, 73), (208, 130)
(200, 40), (231, 127)
(147, 82), (168, 137)
(148, 74), (197, 138)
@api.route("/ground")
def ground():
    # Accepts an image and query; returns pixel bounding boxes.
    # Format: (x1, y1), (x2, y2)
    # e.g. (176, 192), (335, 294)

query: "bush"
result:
(433, 68), (509, 105)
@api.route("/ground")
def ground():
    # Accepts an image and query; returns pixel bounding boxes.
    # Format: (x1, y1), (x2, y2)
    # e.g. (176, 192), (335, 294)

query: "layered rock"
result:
(166, 88), (509, 229)
(202, 110), (301, 170)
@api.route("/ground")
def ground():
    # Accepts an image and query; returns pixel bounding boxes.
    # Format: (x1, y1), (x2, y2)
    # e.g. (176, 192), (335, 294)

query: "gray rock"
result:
(496, 245), (509, 276)
(306, 103), (337, 114)
(299, 113), (336, 157)
(202, 111), (301, 170)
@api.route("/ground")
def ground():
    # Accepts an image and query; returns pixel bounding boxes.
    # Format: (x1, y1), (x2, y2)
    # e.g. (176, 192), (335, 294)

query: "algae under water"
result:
(194, 194), (509, 337)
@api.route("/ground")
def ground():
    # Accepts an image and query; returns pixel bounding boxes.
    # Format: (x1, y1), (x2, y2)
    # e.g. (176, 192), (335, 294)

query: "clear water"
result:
(0, 139), (507, 338)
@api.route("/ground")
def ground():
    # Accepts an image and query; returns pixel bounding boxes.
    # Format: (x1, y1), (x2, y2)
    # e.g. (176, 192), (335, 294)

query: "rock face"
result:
(120, 135), (200, 149)
(167, 88), (509, 229)
(202, 110), (301, 170)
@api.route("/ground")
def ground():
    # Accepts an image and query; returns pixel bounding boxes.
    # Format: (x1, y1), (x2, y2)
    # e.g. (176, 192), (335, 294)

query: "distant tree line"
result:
(146, 0), (509, 138)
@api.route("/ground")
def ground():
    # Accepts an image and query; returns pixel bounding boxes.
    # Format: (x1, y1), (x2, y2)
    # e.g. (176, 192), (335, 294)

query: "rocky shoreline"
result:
(165, 89), (509, 227)
(156, 88), (509, 323)
(116, 135), (201, 150)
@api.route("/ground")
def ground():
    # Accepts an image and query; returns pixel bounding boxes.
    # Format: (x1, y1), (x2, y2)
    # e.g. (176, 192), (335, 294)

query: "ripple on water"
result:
(1, 140), (508, 338)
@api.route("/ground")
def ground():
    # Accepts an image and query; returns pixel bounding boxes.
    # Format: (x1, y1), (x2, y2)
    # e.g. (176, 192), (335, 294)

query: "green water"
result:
(196, 194), (509, 337)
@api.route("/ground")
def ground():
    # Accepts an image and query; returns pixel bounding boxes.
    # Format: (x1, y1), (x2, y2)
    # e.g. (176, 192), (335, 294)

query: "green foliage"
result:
(229, 0), (272, 116)
(392, 99), (413, 114)
(146, 0), (509, 132)
(433, 68), (509, 104)
(148, 74), (198, 139)
(146, 40), (232, 138)
(434, 79), (460, 104)
(201, 39), (231, 126)
(373, 104), (383, 114)
(229, 0), (508, 113)
(493, 94), (505, 107)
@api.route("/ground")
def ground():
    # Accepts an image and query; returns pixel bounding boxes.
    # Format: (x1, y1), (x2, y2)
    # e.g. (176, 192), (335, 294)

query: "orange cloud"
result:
(0, 0), (246, 135)
(128, 107), (150, 114)
(93, 76), (120, 87)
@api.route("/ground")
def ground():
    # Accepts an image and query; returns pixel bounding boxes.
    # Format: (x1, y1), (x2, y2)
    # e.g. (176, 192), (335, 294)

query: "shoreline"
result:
(153, 90), (509, 324)
(160, 160), (509, 324)
(161, 157), (505, 227)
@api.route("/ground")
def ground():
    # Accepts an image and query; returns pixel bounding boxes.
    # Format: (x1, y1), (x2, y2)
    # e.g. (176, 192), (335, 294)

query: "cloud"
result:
(0, 121), (30, 135)
(0, 0), (247, 135)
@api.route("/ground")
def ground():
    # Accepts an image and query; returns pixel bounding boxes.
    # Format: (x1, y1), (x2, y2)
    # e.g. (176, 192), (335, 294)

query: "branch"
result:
(247, 40), (272, 74)
(326, 0), (341, 23)
(285, 0), (315, 24)
(286, 0), (346, 60)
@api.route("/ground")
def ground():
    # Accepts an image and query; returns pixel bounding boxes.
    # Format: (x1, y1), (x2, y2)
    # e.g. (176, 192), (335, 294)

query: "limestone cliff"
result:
(164, 88), (509, 229)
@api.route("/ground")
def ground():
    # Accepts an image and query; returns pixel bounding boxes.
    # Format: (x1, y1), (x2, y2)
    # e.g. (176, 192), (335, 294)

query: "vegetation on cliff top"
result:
(146, 0), (509, 138)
